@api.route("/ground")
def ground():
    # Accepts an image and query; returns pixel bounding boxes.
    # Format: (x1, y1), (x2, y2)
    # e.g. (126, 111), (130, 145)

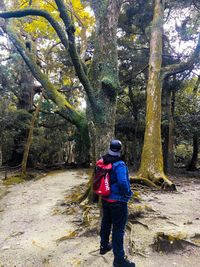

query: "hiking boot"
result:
(113, 256), (135, 267)
(100, 243), (112, 255)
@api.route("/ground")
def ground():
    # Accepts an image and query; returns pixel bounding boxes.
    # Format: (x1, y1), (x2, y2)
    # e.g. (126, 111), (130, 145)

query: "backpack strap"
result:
(96, 159), (112, 169)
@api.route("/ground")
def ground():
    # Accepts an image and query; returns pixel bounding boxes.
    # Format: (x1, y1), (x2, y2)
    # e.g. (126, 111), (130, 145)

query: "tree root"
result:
(130, 176), (160, 188)
(152, 232), (200, 253)
(130, 175), (176, 191)
(127, 222), (135, 256)
(128, 203), (154, 221)
(127, 222), (149, 257)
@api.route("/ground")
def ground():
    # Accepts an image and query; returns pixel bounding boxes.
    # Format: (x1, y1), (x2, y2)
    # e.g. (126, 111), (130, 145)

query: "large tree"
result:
(137, 0), (200, 189)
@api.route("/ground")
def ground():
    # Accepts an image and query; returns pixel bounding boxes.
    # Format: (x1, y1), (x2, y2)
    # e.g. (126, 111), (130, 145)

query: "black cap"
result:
(109, 139), (122, 152)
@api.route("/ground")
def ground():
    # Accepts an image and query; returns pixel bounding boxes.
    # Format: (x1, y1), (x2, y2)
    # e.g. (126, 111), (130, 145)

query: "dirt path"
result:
(131, 177), (200, 267)
(0, 171), (200, 267)
(0, 170), (90, 267)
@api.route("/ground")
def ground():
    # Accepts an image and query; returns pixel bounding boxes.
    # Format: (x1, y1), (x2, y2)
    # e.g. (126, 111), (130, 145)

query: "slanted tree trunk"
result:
(187, 133), (199, 171)
(21, 95), (42, 176)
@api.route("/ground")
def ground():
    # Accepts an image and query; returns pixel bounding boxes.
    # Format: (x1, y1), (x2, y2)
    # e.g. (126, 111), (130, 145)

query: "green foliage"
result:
(175, 78), (200, 139)
(0, 107), (31, 163)
(30, 126), (69, 165)
(175, 144), (193, 165)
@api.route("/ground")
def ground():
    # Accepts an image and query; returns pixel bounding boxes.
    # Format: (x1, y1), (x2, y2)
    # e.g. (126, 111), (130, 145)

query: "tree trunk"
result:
(187, 133), (199, 171)
(166, 85), (175, 173)
(21, 95), (42, 176)
(88, 0), (122, 159)
(86, 0), (122, 202)
(0, 144), (2, 167)
(17, 59), (35, 111)
(137, 0), (175, 189)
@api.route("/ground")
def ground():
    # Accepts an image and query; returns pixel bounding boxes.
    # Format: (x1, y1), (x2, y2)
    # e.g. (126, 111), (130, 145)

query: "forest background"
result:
(0, 1), (200, 267)
(0, 0), (199, 191)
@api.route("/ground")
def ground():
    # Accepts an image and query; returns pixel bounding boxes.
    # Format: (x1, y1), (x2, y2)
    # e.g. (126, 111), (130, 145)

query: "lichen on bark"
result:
(136, 0), (175, 190)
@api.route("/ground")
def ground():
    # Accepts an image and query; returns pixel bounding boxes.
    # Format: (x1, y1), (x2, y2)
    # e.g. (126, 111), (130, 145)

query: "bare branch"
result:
(162, 35), (200, 78)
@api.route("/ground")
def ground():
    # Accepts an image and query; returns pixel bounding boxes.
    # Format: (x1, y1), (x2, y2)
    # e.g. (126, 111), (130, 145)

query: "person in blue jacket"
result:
(99, 140), (135, 267)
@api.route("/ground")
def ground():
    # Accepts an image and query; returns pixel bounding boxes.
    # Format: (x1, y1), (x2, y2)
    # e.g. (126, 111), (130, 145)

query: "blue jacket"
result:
(104, 160), (133, 203)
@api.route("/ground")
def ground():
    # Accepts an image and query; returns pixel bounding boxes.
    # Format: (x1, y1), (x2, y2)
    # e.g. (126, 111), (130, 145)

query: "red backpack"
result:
(93, 159), (112, 197)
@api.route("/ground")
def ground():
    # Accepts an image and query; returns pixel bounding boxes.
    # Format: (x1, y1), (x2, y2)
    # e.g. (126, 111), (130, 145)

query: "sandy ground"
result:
(0, 170), (200, 267)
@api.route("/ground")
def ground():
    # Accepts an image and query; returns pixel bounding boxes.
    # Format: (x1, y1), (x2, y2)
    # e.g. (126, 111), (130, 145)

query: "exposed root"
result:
(152, 232), (200, 253)
(82, 206), (91, 226)
(64, 183), (89, 204)
(128, 203), (153, 221)
(127, 222), (135, 256)
(127, 222), (149, 257)
(56, 230), (79, 243)
(130, 175), (176, 191)
(130, 176), (159, 188)
(191, 233), (200, 245)
(79, 225), (99, 237)
(131, 220), (149, 229)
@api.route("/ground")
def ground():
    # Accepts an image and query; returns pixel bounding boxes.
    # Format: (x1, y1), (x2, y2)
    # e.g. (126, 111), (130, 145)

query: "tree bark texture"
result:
(138, 0), (166, 183)
(88, 0), (122, 159)
(137, 0), (199, 188)
(135, 0), (175, 189)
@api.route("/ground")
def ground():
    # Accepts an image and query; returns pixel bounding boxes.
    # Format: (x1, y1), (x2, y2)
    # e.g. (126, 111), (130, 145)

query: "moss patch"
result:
(3, 175), (24, 186)
(3, 174), (35, 186)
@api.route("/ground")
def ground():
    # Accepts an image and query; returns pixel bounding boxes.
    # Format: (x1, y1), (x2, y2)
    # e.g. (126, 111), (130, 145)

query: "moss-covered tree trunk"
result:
(88, 0), (122, 160)
(17, 60), (35, 110)
(137, 0), (174, 188)
(85, 1), (123, 201)
(136, 0), (199, 188)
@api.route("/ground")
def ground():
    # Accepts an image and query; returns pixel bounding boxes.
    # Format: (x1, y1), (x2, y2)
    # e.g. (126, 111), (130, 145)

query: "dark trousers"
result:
(100, 199), (128, 260)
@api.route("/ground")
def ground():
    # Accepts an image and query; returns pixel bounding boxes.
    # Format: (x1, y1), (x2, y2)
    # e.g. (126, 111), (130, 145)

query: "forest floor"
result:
(0, 169), (200, 267)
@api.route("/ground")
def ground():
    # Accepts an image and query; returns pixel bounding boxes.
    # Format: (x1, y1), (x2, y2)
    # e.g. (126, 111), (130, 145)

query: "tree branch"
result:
(0, 4), (99, 115)
(0, 9), (69, 50)
(54, 0), (99, 114)
(193, 0), (200, 10)
(193, 75), (200, 93)
(4, 25), (87, 128)
(162, 34), (200, 78)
